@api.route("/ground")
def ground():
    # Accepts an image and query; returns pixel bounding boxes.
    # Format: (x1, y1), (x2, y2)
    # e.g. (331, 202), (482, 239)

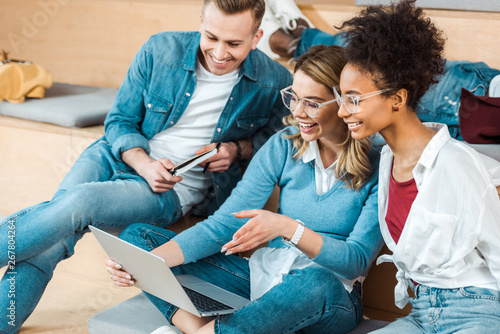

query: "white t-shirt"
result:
(149, 60), (240, 214)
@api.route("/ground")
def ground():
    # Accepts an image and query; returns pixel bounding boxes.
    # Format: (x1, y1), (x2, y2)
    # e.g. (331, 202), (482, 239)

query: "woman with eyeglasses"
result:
(106, 44), (384, 334)
(335, 1), (500, 332)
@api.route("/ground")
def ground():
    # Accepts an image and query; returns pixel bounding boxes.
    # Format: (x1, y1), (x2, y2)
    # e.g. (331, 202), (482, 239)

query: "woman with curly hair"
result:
(259, 3), (500, 141)
(106, 44), (384, 334)
(335, 0), (500, 332)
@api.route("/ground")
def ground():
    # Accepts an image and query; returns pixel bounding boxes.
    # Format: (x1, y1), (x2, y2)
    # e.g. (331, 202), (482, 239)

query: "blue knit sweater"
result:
(173, 127), (384, 280)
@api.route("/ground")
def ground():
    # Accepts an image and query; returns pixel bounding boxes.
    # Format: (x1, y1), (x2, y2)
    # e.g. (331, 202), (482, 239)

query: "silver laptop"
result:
(89, 225), (250, 317)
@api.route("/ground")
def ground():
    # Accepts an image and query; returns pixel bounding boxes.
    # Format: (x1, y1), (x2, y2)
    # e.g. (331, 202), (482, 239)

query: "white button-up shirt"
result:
(303, 140), (339, 195)
(377, 123), (500, 309)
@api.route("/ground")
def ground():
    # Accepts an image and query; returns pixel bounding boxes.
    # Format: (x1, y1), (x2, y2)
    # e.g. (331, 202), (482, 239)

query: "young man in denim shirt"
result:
(0, 1), (292, 332)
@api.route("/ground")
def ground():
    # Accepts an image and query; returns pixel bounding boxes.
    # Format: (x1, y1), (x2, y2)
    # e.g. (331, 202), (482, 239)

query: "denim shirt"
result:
(103, 31), (293, 216)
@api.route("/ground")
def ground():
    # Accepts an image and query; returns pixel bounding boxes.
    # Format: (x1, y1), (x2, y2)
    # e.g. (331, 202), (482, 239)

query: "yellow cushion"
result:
(0, 62), (53, 104)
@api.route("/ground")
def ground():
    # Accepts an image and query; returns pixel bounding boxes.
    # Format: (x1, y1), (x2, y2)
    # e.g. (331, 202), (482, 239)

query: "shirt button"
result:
(230, 97), (233, 101)
(217, 128), (222, 132)
(250, 123), (254, 128)
(170, 121), (174, 125)
(147, 103), (152, 108)
(186, 93), (191, 97)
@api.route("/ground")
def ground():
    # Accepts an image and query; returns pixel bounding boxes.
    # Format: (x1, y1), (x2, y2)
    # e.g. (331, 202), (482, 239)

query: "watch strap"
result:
(282, 219), (305, 247)
(232, 140), (242, 161)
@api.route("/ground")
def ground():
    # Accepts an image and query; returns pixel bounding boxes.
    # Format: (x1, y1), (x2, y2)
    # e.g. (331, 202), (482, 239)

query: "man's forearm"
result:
(120, 147), (154, 176)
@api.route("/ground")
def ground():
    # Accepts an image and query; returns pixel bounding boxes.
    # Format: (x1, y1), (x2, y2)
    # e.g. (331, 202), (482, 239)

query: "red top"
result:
(385, 169), (418, 244)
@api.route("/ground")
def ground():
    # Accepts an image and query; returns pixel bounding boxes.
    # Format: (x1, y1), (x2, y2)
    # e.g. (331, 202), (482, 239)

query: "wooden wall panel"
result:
(0, 0), (203, 88)
(301, 2), (500, 69)
(1, 0), (498, 88)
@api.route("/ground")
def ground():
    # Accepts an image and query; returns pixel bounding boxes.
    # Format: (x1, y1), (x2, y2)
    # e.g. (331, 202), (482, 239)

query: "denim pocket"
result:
(236, 115), (269, 131)
(459, 286), (500, 302)
(142, 92), (174, 138)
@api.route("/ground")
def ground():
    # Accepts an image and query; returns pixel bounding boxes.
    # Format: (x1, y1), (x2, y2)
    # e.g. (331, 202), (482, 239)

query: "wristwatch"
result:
(232, 140), (242, 161)
(282, 219), (305, 247)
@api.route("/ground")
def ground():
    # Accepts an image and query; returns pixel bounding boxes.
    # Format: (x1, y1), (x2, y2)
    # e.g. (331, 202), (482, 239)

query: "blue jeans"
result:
(120, 224), (363, 334)
(296, 29), (500, 140)
(0, 140), (183, 334)
(370, 284), (500, 333)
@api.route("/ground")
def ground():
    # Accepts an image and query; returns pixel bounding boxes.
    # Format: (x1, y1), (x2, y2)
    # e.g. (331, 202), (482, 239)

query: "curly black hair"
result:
(337, 0), (446, 110)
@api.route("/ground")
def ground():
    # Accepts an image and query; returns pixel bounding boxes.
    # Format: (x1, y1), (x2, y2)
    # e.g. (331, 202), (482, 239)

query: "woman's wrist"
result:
(282, 219), (305, 246)
(281, 217), (297, 240)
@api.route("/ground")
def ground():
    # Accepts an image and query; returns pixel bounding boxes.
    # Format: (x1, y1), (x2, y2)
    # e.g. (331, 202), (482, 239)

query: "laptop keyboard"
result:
(183, 286), (233, 312)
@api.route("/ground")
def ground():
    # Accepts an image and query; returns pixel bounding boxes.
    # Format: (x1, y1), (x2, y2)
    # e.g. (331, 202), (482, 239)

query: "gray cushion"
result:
(468, 143), (500, 162)
(347, 318), (389, 334)
(0, 83), (117, 128)
(88, 293), (180, 334)
(88, 293), (388, 334)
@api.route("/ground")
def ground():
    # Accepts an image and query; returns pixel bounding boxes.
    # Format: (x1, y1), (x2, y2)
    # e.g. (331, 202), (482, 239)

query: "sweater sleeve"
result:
(311, 159), (384, 279)
(173, 130), (291, 263)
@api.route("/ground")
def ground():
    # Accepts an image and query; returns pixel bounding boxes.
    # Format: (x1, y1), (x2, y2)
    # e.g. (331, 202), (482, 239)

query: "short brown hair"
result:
(203, 0), (265, 30)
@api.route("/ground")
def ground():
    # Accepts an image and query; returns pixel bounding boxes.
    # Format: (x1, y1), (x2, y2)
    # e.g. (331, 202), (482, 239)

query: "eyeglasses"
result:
(280, 86), (337, 118)
(332, 86), (391, 114)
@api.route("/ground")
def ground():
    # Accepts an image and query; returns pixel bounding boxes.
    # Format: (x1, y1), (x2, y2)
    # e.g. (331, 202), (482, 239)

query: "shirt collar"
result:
(417, 122), (451, 169)
(302, 140), (337, 170)
(302, 140), (317, 164)
(239, 49), (258, 81)
(183, 34), (200, 72)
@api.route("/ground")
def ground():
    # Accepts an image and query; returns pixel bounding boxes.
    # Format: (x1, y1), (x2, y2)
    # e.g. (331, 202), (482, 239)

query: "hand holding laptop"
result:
(106, 258), (136, 287)
(93, 226), (250, 317)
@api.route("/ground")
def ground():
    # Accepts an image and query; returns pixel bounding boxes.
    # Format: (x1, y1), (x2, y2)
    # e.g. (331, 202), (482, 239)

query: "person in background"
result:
(0, 1), (292, 333)
(258, 0), (500, 140)
(335, 1), (500, 332)
(107, 44), (384, 334)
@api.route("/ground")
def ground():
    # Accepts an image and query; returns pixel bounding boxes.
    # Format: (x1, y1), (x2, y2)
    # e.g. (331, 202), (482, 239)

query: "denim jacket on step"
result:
(417, 60), (500, 139)
(104, 31), (293, 216)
